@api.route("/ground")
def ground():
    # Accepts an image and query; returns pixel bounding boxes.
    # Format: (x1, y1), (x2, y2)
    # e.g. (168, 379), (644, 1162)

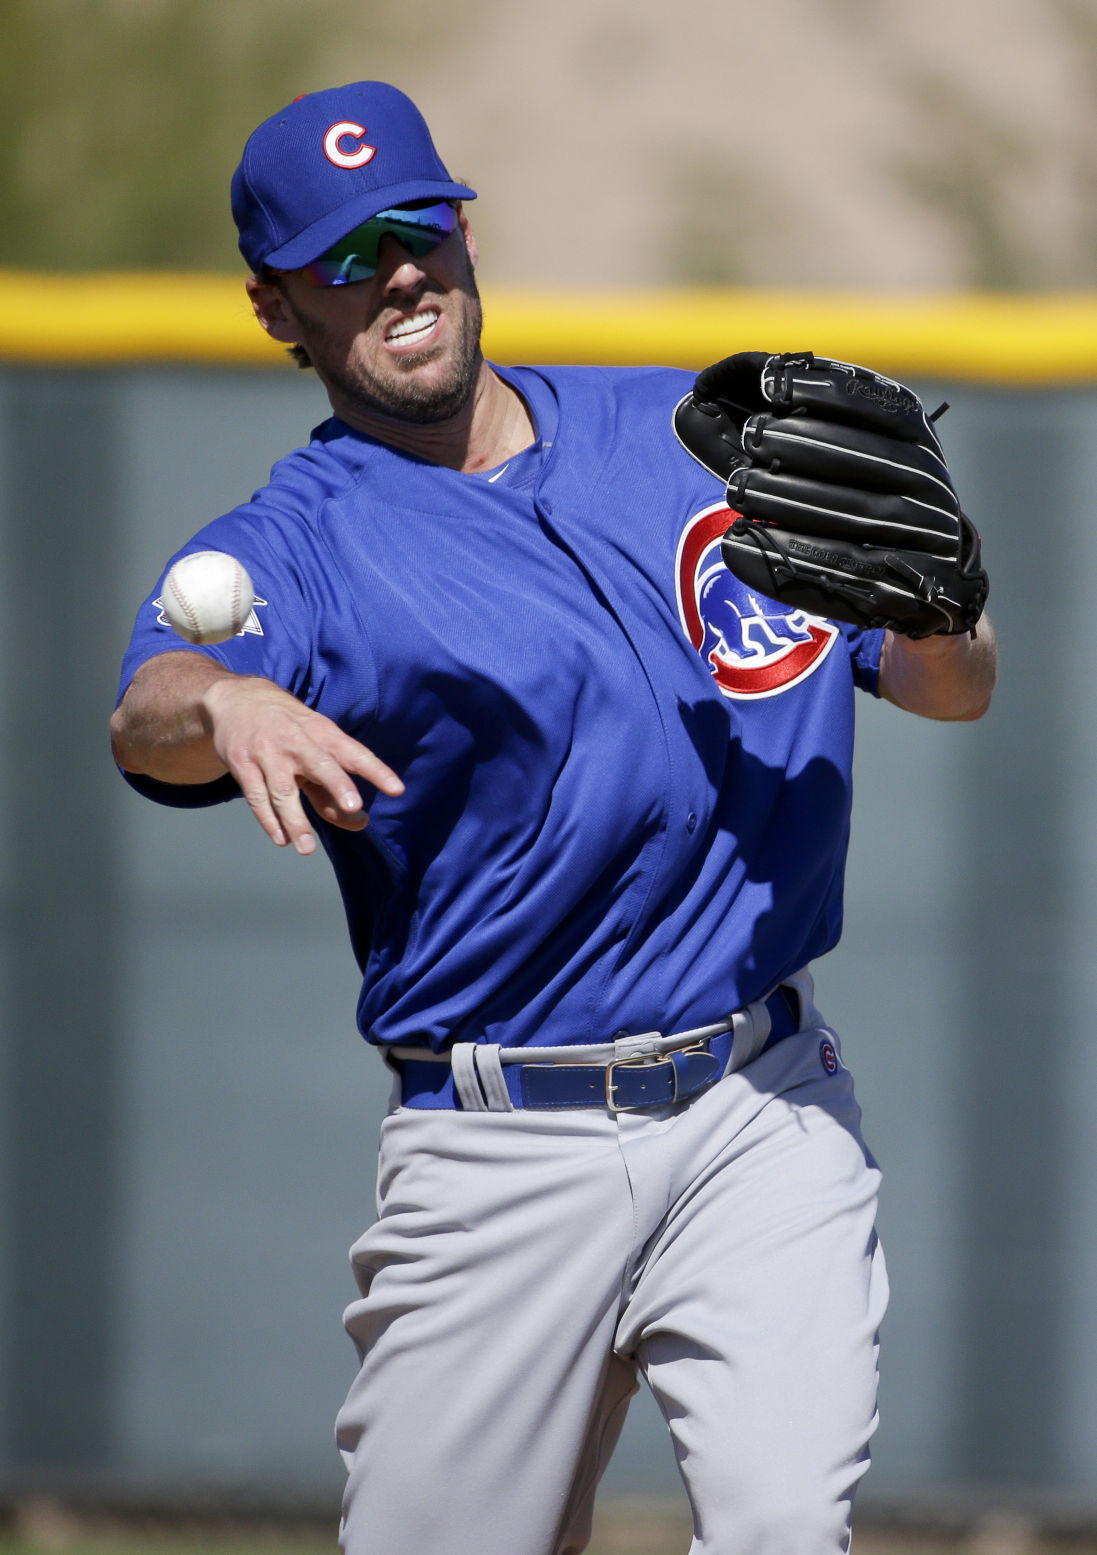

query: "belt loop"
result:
(722, 1008), (750, 1076)
(784, 966), (814, 1027)
(612, 1029), (664, 1063)
(381, 1044), (404, 1111)
(726, 997), (771, 1075)
(451, 1044), (489, 1111)
(473, 1044), (514, 1112)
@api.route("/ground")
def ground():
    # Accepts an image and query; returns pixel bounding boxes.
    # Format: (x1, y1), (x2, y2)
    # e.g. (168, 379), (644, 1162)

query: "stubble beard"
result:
(304, 270), (485, 427)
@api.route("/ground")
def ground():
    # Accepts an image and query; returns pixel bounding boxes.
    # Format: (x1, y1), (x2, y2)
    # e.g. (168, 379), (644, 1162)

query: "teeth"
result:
(387, 308), (438, 342)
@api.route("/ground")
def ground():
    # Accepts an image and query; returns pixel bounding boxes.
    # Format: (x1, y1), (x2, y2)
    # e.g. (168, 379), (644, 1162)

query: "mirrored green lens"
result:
(300, 201), (458, 286)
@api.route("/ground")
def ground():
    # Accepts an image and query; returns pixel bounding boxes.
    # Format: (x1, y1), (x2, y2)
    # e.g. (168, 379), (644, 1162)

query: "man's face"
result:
(251, 207), (484, 426)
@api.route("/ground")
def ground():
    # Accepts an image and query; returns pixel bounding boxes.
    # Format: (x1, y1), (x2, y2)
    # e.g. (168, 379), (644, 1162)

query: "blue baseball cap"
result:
(231, 81), (477, 272)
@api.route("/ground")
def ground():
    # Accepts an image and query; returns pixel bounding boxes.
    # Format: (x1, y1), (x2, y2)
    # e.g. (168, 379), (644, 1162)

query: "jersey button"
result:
(686, 812), (698, 833)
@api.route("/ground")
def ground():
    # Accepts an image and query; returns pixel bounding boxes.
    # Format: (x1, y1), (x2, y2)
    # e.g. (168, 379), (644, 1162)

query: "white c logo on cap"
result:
(323, 121), (376, 169)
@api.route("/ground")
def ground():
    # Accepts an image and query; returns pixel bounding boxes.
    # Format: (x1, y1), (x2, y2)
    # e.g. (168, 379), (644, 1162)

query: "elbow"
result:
(940, 660), (997, 720)
(958, 652), (998, 722)
(109, 706), (141, 773)
(109, 695), (153, 774)
(881, 680), (995, 723)
(951, 693), (993, 723)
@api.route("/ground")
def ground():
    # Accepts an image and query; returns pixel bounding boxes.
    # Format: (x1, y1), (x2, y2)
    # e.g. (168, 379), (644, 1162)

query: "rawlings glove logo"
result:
(675, 503), (837, 699)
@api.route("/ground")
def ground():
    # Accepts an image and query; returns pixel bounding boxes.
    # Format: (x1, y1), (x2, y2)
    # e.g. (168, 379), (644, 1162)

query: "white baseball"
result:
(161, 551), (255, 645)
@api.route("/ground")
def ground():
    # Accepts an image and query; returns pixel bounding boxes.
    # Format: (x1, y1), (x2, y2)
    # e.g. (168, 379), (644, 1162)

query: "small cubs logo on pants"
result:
(676, 502), (838, 699)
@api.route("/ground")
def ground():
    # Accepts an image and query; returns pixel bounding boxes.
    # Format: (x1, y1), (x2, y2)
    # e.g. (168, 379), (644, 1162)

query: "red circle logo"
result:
(675, 503), (838, 699)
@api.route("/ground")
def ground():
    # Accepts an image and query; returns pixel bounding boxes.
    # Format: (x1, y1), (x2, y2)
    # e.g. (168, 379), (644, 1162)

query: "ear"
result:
(245, 275), (305, 345)
(456, 204), (479, 270)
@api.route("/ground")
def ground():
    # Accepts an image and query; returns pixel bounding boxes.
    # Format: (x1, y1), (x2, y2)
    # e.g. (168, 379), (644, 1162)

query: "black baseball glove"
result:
(673, 351), (989, 638)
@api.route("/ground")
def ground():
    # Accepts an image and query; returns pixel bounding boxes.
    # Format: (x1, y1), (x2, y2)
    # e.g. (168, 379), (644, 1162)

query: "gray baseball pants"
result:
(336, 988), (887, 1555)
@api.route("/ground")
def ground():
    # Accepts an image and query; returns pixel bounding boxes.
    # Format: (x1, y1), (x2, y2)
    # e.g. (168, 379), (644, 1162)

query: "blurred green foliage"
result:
(0, 0), (313, 270)
(0, 0), (458, 272)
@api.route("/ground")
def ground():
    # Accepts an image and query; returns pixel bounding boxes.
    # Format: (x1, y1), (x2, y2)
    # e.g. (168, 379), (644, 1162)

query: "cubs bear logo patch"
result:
(675, 502), (839, 699)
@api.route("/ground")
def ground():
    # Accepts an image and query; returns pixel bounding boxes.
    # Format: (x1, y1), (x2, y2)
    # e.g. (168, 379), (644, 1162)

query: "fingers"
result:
(236, 765), (301, 852)
(203, 677), (403, 855)
(315, 725), (405, 799)
(300, 778), (370, 832)
(236, 753), (372, 855)
(242, 741), (399, 855)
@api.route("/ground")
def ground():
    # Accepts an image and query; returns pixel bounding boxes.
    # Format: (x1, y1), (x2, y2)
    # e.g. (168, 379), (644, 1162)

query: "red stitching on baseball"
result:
(172, 573), (202, 640)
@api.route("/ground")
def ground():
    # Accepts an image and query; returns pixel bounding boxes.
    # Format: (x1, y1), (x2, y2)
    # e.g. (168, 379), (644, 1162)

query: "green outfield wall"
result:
(0, 285), (1094, 1521)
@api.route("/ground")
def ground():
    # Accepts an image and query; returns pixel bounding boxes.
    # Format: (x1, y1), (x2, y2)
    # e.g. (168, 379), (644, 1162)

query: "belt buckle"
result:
(604, 1043), (709, 1113)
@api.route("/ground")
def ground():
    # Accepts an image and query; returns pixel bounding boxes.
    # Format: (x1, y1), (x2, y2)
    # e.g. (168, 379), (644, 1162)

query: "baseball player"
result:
(110, 81), (997, 1555)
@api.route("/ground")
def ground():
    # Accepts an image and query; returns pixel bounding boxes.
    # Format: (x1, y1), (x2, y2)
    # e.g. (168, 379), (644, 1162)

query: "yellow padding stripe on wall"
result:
(3, 271), (1097, 383)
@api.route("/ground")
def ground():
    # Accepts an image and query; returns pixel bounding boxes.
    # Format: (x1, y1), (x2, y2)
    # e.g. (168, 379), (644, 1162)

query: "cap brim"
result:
(263, 179), (476, 269)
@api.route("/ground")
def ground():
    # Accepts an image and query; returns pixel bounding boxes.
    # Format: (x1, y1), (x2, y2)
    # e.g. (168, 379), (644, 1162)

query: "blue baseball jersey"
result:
(118, 363), (883, 1051)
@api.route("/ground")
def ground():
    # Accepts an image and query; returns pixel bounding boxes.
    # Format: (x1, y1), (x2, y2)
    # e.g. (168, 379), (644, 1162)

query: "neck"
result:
(328, 363), (536, 473)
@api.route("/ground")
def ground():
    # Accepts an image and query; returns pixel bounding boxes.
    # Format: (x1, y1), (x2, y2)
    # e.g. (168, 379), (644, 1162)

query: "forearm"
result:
(110, 650), (245, 783)
(878, 615), (997, 722)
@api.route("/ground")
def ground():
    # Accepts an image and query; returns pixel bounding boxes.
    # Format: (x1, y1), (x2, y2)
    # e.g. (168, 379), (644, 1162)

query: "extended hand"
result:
(201, 674), (404, 854)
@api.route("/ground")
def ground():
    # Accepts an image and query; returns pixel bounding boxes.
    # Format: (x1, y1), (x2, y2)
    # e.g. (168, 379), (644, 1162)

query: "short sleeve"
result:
(118, 506), (316, 697)
(838, 622), (886, 696)
(116, 505), (318, 809)
(120, 769), (242, 809)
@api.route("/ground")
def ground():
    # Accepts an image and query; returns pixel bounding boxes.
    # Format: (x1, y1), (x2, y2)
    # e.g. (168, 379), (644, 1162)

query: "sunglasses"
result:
(292, 201), (459, 287)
